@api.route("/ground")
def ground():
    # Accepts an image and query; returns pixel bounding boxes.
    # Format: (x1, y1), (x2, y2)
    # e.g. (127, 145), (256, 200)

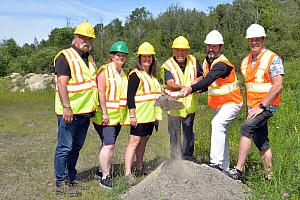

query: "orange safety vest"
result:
(203, 54), (243, 109)
(54, 47), (98, 115)
(240, 49), (280, 107)
(92, 62), (129, 125)
(129, 68), (162, 123)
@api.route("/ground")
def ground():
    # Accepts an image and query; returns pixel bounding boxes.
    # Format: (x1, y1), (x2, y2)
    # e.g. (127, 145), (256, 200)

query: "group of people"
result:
(53, 21), (284, 195)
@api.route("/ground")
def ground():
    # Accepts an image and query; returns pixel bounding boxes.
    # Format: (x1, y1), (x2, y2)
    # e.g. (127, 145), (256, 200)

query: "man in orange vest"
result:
(226, 24), (284, 182)
(54, 22), (97, 195)
(180, 30), (243, 171)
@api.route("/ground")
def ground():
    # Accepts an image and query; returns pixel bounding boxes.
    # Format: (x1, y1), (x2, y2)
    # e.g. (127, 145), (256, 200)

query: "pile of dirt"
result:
(121, 160), (249, 200)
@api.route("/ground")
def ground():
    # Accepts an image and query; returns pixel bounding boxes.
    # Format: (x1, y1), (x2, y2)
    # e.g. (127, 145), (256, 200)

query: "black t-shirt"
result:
(191, 57), (233, 93)
(127, 72), (141, 109)
(164, 56), (203, 82)
(54, 45), (90, 77)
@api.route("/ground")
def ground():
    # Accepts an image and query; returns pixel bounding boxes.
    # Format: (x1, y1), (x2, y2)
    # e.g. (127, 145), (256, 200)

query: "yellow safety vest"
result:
(92, 62), (129, 125)
(202, 54), (243, 109)
(240, 49), (280, 107)
(129, 68), (162, 123)
(161, 55), (198, 117)
(54, 47), (98, 115)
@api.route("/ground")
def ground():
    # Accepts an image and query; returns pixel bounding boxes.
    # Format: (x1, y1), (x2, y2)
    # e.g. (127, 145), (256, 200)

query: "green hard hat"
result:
(110, 41), (129, 54)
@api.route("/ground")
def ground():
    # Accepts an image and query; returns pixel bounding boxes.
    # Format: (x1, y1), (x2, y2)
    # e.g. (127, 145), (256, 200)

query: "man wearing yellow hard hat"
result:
(161, 36), (203, 161)
(53, 21), (97, 196)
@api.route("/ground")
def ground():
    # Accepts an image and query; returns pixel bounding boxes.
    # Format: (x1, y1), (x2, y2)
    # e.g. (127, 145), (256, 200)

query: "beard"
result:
(207, 50), (217, 59)
(80, 42), (92, 51)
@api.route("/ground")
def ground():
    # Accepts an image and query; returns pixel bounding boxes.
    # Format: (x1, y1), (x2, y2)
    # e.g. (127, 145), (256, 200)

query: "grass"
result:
(0, 59), (299, 199)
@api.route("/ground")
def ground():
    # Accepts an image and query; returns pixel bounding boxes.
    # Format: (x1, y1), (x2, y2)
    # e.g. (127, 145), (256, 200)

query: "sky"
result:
(0, 0), (233, 46)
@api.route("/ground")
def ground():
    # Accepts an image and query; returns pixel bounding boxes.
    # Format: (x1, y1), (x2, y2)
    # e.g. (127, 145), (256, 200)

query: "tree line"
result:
(0, 0), (299, 77)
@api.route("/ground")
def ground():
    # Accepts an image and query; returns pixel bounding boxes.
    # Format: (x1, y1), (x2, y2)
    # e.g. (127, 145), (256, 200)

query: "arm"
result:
(97, 70), (109, 124)
(180, 63), (232, 96)
(248, 75), (283, 118)
(57, 75), (73, 123)
(127, 73), (140, 127)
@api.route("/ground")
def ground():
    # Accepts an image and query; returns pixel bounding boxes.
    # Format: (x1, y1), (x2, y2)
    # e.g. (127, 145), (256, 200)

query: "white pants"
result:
(210, 103), (243, 170)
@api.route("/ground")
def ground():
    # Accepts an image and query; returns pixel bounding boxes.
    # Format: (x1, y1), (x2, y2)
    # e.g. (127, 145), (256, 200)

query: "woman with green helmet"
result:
(124, 42), (162, 185)
(92, 41), (129, 189)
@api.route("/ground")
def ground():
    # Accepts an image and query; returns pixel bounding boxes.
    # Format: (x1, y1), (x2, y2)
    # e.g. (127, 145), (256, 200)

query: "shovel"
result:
(155, 85), (184, 111)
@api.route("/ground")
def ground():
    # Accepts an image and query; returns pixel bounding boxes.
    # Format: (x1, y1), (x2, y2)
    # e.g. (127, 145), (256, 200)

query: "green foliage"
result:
(0, 0), (299, 79)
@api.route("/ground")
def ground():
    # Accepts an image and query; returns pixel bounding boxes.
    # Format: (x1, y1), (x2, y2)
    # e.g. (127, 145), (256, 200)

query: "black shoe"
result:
(94, 170), (103, 180)
(183, 156), (197, 162)
(225, 168), (245, 183)
(55, 183), (65, 195)
(100, 176), (112, 189)
(67, 183), (82, 197)
(201, 163), (223, 171)
(70, 179), (89, 190)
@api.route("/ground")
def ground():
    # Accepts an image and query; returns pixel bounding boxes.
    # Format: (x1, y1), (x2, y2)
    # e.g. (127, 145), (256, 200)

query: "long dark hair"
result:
(132, 55), (157, 77)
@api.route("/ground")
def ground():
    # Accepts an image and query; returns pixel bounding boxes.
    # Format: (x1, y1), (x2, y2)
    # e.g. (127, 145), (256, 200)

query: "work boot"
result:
(67, 182), (82, 197)
(55, 182), (66, 195)
(70, 179), (89, 190)
(125, 173), (137, 186)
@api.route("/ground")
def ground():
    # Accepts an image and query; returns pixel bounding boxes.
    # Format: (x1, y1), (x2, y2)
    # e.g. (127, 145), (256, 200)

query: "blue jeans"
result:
(54, 115), (90, 187)
(168, 113), (195, 160)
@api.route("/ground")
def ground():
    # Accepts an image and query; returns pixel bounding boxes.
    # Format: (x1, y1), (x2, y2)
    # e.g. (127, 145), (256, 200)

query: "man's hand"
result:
(102, 113), (109, 125)
(63, 107), (73, 123)
(179, 86), (192, 97)
(191, 76), (203, 85)
(247, 105), (264, 119)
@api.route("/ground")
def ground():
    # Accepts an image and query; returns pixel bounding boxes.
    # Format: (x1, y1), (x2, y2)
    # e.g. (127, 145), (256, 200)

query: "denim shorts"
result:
(93, 123), (121, 145)
(240, 110), (273, 151)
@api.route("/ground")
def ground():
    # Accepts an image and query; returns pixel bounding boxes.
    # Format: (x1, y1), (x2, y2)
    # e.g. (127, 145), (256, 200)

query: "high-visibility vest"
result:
(54, 47), (98, 115)
(92, 62), (129, 125)
(129, 68), (162, 123)
(161, 55), (198, 117)
(202, 54), (243, 109)
(240, 49), (280, 107)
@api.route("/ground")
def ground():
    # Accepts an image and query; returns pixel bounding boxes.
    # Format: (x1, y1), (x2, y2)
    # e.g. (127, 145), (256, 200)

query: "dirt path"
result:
(122, 160), (249, 200)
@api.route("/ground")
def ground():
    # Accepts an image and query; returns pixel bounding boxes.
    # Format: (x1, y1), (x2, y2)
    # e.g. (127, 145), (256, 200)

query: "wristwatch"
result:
(259, 103), (266, 110)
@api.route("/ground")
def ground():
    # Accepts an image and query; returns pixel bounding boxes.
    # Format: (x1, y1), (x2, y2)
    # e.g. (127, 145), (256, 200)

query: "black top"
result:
(54, 45), (90, 77)
(191, 57), (233, 93)
(164, 56), (203, 81)
(127, 72), (141, 109)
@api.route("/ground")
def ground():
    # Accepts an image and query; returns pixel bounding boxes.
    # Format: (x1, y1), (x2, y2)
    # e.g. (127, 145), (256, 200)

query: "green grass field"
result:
(0, 59), (299, 200)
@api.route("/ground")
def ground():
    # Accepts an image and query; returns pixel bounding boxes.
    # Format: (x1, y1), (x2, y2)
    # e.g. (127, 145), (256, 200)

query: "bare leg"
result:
(99, 144), (115, 177)
(236, 136), (252, 171)
(136, 136), (149, 170)
(124, 135), (142, 176)
(260, 148), (273, 179)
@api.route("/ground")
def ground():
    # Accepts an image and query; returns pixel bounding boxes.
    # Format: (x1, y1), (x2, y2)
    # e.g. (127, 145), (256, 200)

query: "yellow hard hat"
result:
(172, 36), (190, 49)
(73, 22), (96, 38)
(137, 42), (155, 55)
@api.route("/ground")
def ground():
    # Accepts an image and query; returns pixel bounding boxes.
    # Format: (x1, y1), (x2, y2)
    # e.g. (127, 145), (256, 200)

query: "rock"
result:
(10, 73), (21, 79)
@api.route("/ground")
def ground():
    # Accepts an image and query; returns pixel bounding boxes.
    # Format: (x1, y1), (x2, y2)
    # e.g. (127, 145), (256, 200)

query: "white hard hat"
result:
(246, 24), (266, 38)
(204, 30), (224, 44)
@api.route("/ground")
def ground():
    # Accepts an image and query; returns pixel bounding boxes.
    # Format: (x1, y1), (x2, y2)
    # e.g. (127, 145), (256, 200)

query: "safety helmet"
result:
(137, 42), (155, 55)
(246, 24), (266, 38)
(204, 30), (224, 45)
(110, 41), (129, 54)
(73, 22), (96, 38)
(172, 36), (190, 49)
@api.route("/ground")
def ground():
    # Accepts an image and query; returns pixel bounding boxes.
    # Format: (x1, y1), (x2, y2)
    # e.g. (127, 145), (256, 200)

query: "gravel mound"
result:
(122, 160), (249, 200)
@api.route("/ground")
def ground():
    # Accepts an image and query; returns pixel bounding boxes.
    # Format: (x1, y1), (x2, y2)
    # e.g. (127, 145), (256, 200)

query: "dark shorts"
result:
(93, 123), (122, 145)
(240, 110), (273, 151)
(130, 122), (155, 137)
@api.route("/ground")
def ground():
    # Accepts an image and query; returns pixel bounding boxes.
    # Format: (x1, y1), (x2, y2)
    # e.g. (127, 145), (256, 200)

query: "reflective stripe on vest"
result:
(92, 62), (128, 125)
(129, 68), (162, 123)
(203, 54), (242, 109)
(54, 47), (98, 115)
(161, 55), (198, 117)
(240, 49), (280, 107)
